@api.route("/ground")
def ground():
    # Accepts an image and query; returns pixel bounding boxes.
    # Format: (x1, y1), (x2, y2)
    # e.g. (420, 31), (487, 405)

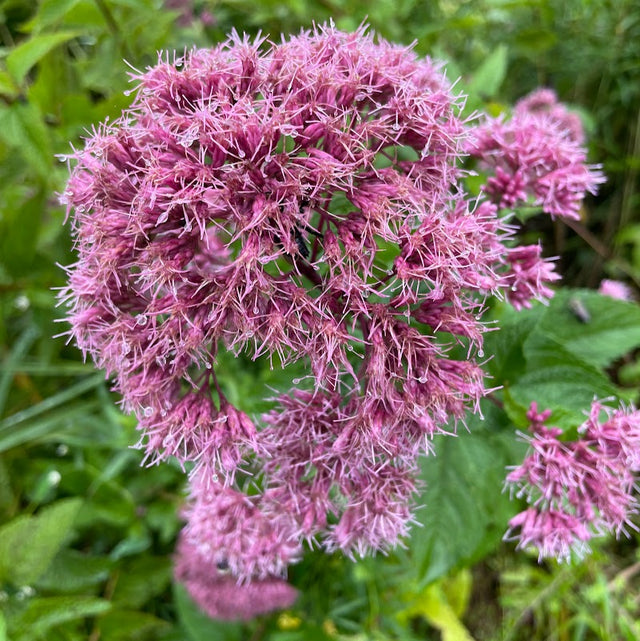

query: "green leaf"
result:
(111, 556), (171, 608)
(410, 403), (520, 586)
(173, 582), (246, 641)
(0, 70), (19, 99)
(6, 32), (79, 85)
(0, 325), (39, 416)
(0, 183), (47, 272)
(468, 44), (508, 99)
(0, 498), (82, 585)
(7, 596), (111, 641)
(0, 103), (52, 181)
(534, 289), (640, 370)
(35, 549), (112, 593)
(482, 308), (539, 382)
(0, 374), (104, 434)
(0, 612), (6, 641)
(398, 581), (475, 641)
(22, 0), (83, 32)
(58, 464), (136, 528)
(507, 332), (620, 429)
(0, 400), (101, 453)
(97, 609), (172, 641)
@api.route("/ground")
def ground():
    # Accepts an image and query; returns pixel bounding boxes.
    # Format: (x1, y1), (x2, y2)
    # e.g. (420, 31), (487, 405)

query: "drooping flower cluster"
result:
(58, 24), (603, 609)
(174, 535), (298, 620)
(505, 402), (640, 561)
(468, 88), (604, 220)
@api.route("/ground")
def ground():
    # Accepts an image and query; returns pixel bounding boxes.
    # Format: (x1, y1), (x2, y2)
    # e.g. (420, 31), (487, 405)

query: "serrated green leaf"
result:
(507, 332), (620, 429)
(6, 32), (79, 85)
(0, 498), (82, 585)
(482, 312), (539, 382)
(173, 582), (246, 641)
(8, 596), (111, 641)
(410, 403), (519, 586)
(535, 289), (640, 369)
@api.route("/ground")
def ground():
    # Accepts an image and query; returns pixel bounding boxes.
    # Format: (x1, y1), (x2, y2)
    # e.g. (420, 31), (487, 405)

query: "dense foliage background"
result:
(1, 1), (639, 639)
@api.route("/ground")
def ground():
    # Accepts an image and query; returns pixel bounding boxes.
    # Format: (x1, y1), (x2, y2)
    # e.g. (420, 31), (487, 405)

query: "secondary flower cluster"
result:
(58, 24), (603, 617)
(505, 401), (640, 561)
(174, 535), (298, 620)
(469, 88), (604, 220)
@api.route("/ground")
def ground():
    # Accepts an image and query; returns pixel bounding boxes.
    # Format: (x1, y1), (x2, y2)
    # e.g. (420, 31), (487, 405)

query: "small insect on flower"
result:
(216, 558), (230, 574)
(293, 226), (310, 259)
(568, 297), (591, 323)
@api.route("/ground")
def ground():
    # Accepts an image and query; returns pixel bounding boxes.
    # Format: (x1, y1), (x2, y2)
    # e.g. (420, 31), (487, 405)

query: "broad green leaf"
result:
(482, 311), (539, 382)
(35, 549), (112, 593)
(0, 498), (82, 585)
(108, 529), (151, 560)
(534, 289), (640, 369)
(410, 403), (520, 586)
(98, 609), (172, 641)
(173, 582), (246, 641)
(111, 555), (171, 608)
(468, 45), (508, 99)
(6, 32), (79, 85)
(507, 332), (620, 429)
(8, 596), (111, 641)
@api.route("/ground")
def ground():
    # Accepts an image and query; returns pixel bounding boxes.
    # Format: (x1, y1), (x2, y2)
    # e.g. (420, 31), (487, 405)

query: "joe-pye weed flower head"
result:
(505, 402), (640, 562)
(58, 23), (603, 602)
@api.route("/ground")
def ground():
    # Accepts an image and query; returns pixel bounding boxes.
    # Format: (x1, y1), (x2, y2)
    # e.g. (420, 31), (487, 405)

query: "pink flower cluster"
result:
(58, 24), (602, 615)
(505, 402), (640, 561)
(468, 88), (604, 220)
(174, 535), (298, 620)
